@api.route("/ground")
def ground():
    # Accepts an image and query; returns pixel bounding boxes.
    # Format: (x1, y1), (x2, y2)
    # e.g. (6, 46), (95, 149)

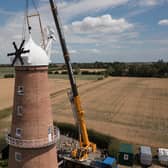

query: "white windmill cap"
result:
(22, 36), (51, 66)
(11, 36), (51, 66)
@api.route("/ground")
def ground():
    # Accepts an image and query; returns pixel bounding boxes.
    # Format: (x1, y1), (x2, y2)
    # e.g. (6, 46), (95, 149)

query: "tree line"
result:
(106, 60), (168, 77)
(1, 60), (168, 78)
(49, 60), (168, 77)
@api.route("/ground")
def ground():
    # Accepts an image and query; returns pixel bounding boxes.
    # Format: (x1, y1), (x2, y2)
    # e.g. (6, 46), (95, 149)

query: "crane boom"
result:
(49, 0), (96, 160)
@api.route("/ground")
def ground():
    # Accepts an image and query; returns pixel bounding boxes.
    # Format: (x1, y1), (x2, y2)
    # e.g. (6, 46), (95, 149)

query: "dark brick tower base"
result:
(7, 66), (58, 168)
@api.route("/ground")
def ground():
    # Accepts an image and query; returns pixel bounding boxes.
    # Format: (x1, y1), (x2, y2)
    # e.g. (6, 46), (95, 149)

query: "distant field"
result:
(0, 77), (168, 148)
(48, 74), (104, 80)
(0, 67), (14, 78)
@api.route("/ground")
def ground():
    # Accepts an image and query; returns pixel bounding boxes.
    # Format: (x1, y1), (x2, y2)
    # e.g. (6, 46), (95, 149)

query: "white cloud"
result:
(55, 0), (129, 22)
(139, 0), (159, 6)
(69, 49), (78, 54)
(91, 49), (100, 53)
(138, 0), (168, 6)
(128, 0), (166, 8)
(0, 8), (16, 16)
(158, 19), (168, 25)
(36, 0), (130, 25)
(125, 0), (168, 18)
(67, 14), (134, 34)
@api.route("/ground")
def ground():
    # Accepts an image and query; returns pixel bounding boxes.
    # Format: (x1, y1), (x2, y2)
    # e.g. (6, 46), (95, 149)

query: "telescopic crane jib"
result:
(49, 0), (96, 161)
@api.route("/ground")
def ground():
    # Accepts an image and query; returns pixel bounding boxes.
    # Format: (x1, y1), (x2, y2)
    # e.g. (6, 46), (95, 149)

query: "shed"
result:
(118, 143), (134, 166)
(103, 157), (117, 168)
(139, 146), (152, 166)
(158, 148), (168, 166)
(91, 157), (117, 168)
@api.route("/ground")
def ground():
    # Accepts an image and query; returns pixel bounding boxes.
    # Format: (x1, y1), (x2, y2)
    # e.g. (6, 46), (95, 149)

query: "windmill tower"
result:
(6, 34), (58, 168)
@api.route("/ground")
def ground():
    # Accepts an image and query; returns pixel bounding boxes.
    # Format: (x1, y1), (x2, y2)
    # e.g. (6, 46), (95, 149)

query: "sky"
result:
(0, 0), (168, 63)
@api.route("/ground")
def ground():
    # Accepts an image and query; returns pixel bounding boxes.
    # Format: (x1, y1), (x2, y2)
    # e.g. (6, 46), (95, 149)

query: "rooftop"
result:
(103, 157), (116, 165)
(119, 143), (133, 154)
(140, 146), (152, 155)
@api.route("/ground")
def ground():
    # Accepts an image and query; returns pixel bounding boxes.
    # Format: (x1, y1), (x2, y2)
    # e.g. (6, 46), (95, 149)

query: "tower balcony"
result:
(6, 127), (60, 149)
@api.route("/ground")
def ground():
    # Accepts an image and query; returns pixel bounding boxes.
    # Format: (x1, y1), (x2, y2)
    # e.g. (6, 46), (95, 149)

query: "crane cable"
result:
(25, 0), (40, 32)
(21, 0), (28, 41)
(31, 0), (45, 48)
(22, 0), (45, 48)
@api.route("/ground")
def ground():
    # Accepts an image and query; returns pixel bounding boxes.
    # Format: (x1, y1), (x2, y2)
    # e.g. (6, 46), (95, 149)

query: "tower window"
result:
(17, 86), (24, 96)
(16, 105), (23, 116)
(16, 128), (22, 138)
(15, 152), (22, 162)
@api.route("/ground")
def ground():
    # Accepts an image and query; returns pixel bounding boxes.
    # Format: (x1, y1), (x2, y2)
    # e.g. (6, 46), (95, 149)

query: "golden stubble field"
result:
(0, 77), (168, 148)
(0, 79), (14, 110)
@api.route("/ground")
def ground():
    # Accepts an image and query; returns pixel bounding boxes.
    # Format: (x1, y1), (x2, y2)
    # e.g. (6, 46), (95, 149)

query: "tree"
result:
(74, 67), (81, 75)
(106, 66), (114, 76)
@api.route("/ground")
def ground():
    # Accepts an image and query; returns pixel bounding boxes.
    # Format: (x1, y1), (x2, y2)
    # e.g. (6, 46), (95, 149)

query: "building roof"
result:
(119, 143), (133, 154)
(10, 36), (50, 66)
(158, 148), (168, 157)
(140, 146), (152, 155)
(103, 157), (116, 165)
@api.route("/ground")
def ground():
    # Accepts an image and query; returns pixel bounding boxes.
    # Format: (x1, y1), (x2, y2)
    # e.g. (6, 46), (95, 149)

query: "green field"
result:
(0, 66), (103, 80)
(49, 74), (104, 80)
(0, 67), (14, 78)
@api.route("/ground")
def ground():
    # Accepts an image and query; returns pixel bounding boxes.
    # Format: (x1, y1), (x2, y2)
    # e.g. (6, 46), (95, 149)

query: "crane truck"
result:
(49, 0), (96, 161)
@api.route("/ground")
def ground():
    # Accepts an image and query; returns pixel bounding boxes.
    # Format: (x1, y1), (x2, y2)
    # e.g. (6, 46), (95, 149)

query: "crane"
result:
(49, 0), (96, 161)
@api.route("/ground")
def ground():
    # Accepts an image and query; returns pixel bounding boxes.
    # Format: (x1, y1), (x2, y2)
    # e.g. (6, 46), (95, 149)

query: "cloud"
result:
(69, 49), (78, 54)
(0, 0), (168, 63)
(126, 0), (167, 8)
(0, 8), (16, 16)
(125, 0), (168, 18)
(91, 49), (100, 53)
(67, 14), (134, 34)
(138, 0), (168, 6)
(54, 0), (129, 22)
(139, 0), (159, 6)
(158, 19), (168, 25)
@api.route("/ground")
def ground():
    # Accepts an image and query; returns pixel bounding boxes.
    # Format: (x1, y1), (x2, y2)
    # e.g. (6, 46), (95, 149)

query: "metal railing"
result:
(6, 127), (60, 149)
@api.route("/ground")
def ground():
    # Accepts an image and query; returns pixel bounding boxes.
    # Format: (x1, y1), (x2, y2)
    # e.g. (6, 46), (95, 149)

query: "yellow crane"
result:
(49, 0), (96, 161)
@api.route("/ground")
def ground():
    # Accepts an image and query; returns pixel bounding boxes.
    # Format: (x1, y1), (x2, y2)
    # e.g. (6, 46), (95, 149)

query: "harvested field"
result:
(0, 79), (14, 110)
(0, 78), (91, 110)
(0, 78), (91, 139)
(0, 77), (168, 148)
(52, 77), (168, 148)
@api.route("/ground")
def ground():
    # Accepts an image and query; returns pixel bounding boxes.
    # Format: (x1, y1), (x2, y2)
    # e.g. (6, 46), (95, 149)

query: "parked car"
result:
(158, 148), (168, 166)
(139, 146), (152, 167)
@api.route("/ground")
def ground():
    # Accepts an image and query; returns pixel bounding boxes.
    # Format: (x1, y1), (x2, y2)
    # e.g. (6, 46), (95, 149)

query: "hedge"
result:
(54, 122), (120, 150)
(3, 74), (14, 78)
